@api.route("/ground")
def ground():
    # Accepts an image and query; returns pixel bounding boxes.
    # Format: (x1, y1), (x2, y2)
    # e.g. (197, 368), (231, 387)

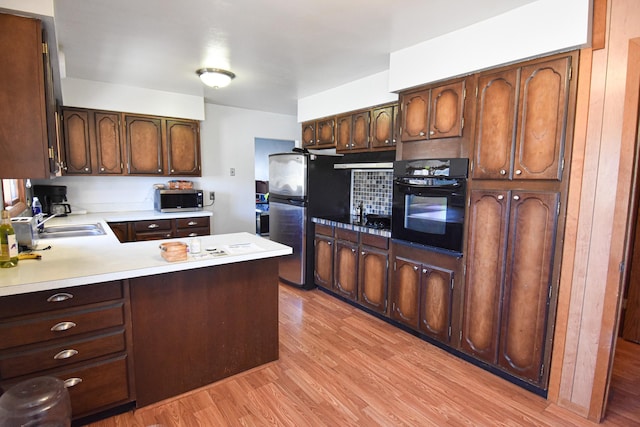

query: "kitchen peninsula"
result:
(0, 213), (291, 422)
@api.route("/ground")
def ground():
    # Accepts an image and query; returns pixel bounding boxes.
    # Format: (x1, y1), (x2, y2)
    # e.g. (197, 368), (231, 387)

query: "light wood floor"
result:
(89, 284), (639, 426)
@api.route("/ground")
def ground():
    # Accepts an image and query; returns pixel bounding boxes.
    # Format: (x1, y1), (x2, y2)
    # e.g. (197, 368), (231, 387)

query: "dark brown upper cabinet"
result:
(167, 120), (201, 176)
(125, 115), (163, 175)
(400, 80), (466, 143)
(61, 108), (123, 175)
(472, 55), (572, 181)
(302, 118), (336, 148)
(370, 104), (398, 149)
(0, 13), (57, 179)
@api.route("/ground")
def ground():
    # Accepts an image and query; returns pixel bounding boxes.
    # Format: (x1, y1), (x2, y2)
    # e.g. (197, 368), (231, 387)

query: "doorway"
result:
(254, 138), (295, 235)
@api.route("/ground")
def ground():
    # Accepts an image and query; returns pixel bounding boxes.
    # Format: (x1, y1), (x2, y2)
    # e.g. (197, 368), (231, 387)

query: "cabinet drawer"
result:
(315, 223), (334, 237)
(176, 217), (210, 229)
(133, 219), (172, 232)
(0, 329), (126, 379)
(336, 228), (358, 242)
(0, 303), (125, 350)
(174, 227), (209, 238)
(134, 230), (173, 241)
(361, 233), (389, 250)
(1, 355), (131, 419)
(0, 282), (123, 320)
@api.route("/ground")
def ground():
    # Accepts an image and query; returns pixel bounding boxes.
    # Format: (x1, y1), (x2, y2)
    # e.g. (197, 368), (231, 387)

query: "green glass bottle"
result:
(0, 210), (19, 268)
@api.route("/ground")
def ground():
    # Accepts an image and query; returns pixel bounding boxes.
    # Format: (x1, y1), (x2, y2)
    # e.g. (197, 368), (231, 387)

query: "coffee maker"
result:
(33, 185), (72, 216)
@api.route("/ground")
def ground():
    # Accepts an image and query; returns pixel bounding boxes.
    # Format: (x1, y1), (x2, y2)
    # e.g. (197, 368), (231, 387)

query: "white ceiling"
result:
(53, 0), (537, 116)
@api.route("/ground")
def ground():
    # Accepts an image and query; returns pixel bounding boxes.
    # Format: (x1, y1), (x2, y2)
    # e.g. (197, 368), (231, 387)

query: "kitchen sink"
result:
(39, 223), (107, 239)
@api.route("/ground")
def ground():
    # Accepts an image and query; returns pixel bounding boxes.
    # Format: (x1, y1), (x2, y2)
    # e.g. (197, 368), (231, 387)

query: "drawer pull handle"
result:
(148, 223), (159, 229)
(51, 321), (76, 332)
(187, 221), (198, 226)
(54, 349), (78, 360)
(63, 377), (82, 388)
(188, 233), (197, 237)
(47, 293), (73, 302)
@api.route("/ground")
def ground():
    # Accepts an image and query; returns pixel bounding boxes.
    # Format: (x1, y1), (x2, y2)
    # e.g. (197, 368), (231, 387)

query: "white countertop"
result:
(0, 211), (291, 297)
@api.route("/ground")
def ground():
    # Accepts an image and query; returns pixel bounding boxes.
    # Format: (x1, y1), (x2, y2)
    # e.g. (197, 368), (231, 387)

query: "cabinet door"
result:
(0, 14), (50, 179)
(472, 68), (519, 180)
(351, 111), (370, 150)
(62, 108), (92, 174)
(419, 265), (454, 343)
(336, 114), (352, 152)
(107, 222), (131, 243)
(400, 89), (430, 141)
(301, 121), (315, 147)
(126, 115), (163, 175)
(370, 105), (395, 149)
(461, 190), (510, 364)
(314, 235), (334, 289)
(95, 112), (123, 174)
(334, 239), (358, 300)
(513, 57), (570, 181)
(391, 257), (421, 329)
(358, 246), (388, 314)
(498, 191), (559, 384)
(316, 118), (336, 147)
(167, 120), (200, 176)
(429, 80), (465, 139)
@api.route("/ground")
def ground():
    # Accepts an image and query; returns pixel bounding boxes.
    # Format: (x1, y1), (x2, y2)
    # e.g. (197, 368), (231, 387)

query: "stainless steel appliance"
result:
(392, 158), (468, 254)
(154, 189), (204, 212)
(269, 152), (349, 289)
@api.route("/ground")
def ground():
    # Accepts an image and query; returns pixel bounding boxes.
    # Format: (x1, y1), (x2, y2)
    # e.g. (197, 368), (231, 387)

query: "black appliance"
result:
(32, 185), (70, 216)
(154, 189), (203, 213)
(268, 152), (349, 289)
(392, 158), (468, 254)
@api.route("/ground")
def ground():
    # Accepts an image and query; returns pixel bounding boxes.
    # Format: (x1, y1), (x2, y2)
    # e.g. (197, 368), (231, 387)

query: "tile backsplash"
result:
(351, 170), (393, 216)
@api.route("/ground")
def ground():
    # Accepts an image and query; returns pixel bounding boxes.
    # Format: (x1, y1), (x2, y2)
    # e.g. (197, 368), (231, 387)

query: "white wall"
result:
(62, 78), (205, 120)
(198, 104), (298, 233)
(298, 0), (591, 122)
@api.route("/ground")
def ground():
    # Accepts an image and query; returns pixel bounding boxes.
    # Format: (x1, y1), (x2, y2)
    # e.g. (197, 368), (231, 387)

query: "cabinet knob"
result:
(47, 292), (73, 302)
(100, 167), (105, 171)
(158, 168), (162, 172)
(171, 169), (175, 173)
(515, 169), (522, 175)
(419, 131), (426, 136)
(54, 349), (78, 360)
(513, 195), (520, 201)
(413, 265), (419, 271)
(51, 321), (76, 332)
(63, 378), (83, 388)
(148, 223), (159, 229)
(188, 232), (197, 237)
(423, 268), (428, 273)
(429, 130), (435, 135)
(497, 194), (504, 200)
(188, 221), (198, 226)
(84, 167), (89, 172)
(327, 242), (332, 246)
(362, 251), (366, 255)
(351, 248), (356, 253)
(500, 169), (507, 176)
(385, 139), (390, 144)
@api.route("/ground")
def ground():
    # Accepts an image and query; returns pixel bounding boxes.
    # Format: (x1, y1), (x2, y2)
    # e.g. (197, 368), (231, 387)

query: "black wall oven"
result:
(392, 158), (468, 254)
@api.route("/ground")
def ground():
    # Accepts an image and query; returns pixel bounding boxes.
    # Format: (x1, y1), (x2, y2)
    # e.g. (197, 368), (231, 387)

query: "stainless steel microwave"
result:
(154, 189), (204, 212)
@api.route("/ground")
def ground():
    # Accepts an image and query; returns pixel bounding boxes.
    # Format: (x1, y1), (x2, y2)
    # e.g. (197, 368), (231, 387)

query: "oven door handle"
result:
(394, 180), (462, 190)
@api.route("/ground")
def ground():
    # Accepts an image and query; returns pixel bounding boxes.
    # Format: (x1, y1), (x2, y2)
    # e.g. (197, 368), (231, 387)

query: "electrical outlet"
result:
(209, 191), (215, 201)
(230, 168), (235, 176)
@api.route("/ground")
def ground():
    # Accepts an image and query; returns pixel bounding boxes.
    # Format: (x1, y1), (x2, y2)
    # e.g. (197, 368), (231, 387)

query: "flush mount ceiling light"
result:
(196, 68), (236, 88)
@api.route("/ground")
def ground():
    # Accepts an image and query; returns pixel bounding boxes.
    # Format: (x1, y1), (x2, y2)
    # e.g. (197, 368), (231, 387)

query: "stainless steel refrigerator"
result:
(268, 152), (349, 289)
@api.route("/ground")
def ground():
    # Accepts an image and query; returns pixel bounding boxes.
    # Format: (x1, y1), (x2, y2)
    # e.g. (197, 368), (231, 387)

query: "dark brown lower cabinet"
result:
(334, 231), (359, 300)
(130, 258), (279, 407)
(390, 251), (455, 344)
(462, 189), (559, 386)
(358, 245), (389, 314)
(314, 224), (334, 289)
